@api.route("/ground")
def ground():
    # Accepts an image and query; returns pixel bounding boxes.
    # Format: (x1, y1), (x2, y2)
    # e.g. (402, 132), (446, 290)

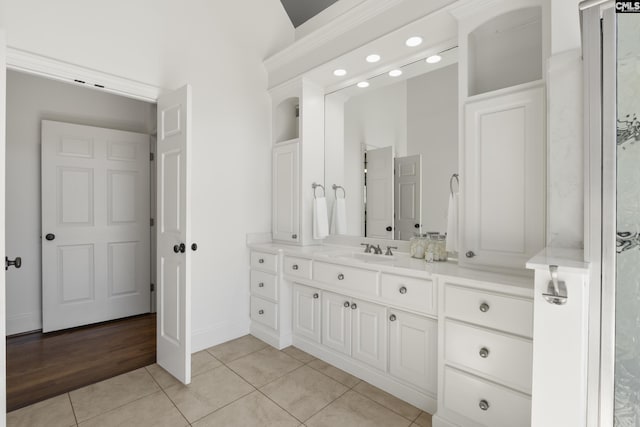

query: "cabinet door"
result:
(389, 309), (437, 394)
(272, 142), (299, 242)
(351, 299), (387, 371)
(463, 86), (545, 269)
(322, 291), (351, 355)
(292, 284), (321, 343)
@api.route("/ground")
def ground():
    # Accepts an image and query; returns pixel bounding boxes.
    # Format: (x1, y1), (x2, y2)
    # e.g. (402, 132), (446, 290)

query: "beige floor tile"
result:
(206, 334), (268, 363)
(70, 368), (159, 422)
(164, 365), (254, 422)
(305, 390), (411, 427)
(78, 391), (188, 427)
(282, 346), (316, 364)
(145, 364), (181, 390)
(307, 359), (360, 388)
(7, 393), (76, 427)
(353, 381), (421, 421)
(261, 366), (348, 421)
(192, 391), (299, 427)
(192, 350), (223, 376)
(227, 346), (303, 388)
(412, 411), (433, 427)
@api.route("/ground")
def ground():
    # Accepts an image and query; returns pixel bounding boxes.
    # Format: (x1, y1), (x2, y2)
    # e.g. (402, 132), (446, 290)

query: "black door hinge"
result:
(150, 283), (155, 292)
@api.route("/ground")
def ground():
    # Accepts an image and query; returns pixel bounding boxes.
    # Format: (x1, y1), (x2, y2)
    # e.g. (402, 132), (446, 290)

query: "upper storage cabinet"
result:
(467, 7), (542, 97)
(274, 97), (300, 143)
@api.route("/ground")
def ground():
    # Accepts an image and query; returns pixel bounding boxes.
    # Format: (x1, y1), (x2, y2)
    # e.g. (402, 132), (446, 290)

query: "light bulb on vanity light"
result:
(389, 69), (403, 77)
(357, 81), (370, 88)
(366, 54), (381, 63)
(405, 36), (423, 47)
(426, 55), (442, 64)
(333, 69), (347, 76)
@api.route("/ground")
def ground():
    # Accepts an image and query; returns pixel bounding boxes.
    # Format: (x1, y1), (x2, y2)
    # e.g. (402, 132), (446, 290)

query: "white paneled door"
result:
(41, 121), (150, 333)
(1, 29), (8, 420)
(366, 146), (394, 239)
(156, 85), (192, 385)
(394, 154), (422, 240)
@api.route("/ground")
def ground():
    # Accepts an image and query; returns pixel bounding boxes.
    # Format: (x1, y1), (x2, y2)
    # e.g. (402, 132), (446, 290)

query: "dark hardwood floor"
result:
(6, 313), (156, 412)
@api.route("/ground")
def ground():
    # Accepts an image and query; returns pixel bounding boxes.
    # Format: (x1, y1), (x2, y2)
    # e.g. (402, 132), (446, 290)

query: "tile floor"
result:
(7, 335), (433, 427)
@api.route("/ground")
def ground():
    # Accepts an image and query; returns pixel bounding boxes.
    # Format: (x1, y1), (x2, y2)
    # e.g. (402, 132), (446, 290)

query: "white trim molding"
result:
(6, 47), (163, 103)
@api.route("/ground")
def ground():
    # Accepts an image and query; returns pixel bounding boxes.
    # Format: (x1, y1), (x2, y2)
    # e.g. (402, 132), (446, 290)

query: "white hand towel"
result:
(330, 198), (348, 235)
(446, 193), (458, 252)
(313, 197), (329, 240)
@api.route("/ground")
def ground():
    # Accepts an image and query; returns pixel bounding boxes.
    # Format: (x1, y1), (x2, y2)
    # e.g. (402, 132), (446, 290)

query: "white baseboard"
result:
(191, 319), (250, 353)
(250, 323), (292, 350)
(7, 312), (41, 336)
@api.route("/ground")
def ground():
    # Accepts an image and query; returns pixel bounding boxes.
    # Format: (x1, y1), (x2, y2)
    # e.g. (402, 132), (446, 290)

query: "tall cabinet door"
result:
(322, 291), (352, 355)
(462, 86), (545, 269)
(352, 299), (387, 371)
(273, 141), (299, 243)
(292, 284), (321, 343)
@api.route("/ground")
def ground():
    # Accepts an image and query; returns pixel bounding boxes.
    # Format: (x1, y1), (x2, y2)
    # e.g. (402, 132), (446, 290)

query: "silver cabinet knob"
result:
(466, 251), (476, 258)
(258, 309), (264, 315)
(258, 282), (264, 288)
(258, 258), (264, 264)
(344, 301), (350, 307)
(351, 303), (357, 310)
(292, 264), (299, 270)
(479, 400), (490, 411)
(337, 273), (345, 280)
(479, 303), (490, 313)
(389, 314), (397, 321)
(399, 286), (407, 294)
(313, 293), (319, 299)
(292, 234), (297, 239)
(479, 348), (489, 358)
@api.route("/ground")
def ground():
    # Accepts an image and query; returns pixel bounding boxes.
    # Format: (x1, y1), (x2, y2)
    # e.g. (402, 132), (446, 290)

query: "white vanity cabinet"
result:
(292, 283), (321, 343)
(272, 142), (300, 243)
(434, 275), (534, 427)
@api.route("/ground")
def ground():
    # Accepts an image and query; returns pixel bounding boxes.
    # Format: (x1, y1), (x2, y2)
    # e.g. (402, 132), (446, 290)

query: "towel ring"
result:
(450, 173), (459, 196)
(332, 184), (346, 199)
(312, 183), (325, 199)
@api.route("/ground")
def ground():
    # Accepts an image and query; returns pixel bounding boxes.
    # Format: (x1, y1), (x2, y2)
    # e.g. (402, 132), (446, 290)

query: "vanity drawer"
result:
(381, 274), (436, 315)
(250, 296), (278, 330)
(313, 262), (379, 296)
(443, 367), (531, 427)
(250, 270), (278, 301)
(250, 251), (278, 273)
(283, 256), (312, 280)
(443, 285), (533, 338)
(444, 320), (532, 393)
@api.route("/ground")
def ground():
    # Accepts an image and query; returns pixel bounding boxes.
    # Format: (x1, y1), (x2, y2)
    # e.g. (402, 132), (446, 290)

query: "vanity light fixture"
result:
(366, 54), (381, 63)
(357, 81), (370, 88)
(426, 54), (442, 64)
(388, 69), (403, 77)
(333, 69), (347, 76)
(405, 36), (423, 47)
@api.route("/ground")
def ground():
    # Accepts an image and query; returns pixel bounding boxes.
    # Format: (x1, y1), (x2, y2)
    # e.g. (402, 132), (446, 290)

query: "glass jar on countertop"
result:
(409, 233), (429, 259)
(425, 233), (447, 262)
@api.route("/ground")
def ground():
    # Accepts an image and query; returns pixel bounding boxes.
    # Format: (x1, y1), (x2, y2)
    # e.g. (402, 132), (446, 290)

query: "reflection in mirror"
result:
(325, 49), (458, 241)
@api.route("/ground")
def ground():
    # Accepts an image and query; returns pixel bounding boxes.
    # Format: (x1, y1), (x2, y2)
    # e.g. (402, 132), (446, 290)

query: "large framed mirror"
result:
(324, 48), (458, 241)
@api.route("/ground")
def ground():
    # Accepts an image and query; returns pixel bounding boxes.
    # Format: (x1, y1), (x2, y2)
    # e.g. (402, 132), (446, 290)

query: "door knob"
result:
(191, 243), (198, 251)
(389, 314), (397, 321)
(466, 251), (476, 258)
(173, 245), (180, 253)
(414, 224), (420, 228)
(45, 233), (55, 241)
(179, 243), (186, 253)
(386, 226), (392, 232)
(479, 347), (490, 358)
(5, 257), (22, 270)
(344, 301), (350, 307)
(351, 303), (357, 310)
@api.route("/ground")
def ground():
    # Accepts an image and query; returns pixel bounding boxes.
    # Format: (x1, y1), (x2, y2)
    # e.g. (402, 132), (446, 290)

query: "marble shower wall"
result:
(615, 13), (640, 427)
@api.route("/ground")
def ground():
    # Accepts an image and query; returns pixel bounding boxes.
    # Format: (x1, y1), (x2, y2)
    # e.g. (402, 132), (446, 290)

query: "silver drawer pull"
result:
(399, 286), (407, 294)
(258, 309), (264, 315)
(479, 347), (489, 358)
(466, 251), (476, 258)
(337, 273), (345, 280)
(389, 314), (397, 321)
(292, 234), (297, 239)
(479, 303), (490, 313)
(313, 293), (319, 299)
(258, 258), (264, 264)
(344, 301), (350, 307)
(351, 303), (357, 310)
(479, 400), (490, 411)
(292, 264), (299, 270)
(258, 282), (264, 288)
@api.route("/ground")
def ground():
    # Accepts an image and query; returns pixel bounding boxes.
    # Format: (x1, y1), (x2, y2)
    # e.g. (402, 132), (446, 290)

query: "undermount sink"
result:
(322, 250), (396, 263)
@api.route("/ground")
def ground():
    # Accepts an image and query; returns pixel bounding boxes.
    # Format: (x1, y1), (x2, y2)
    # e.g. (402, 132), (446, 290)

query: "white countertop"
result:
(526, 247), (590, 274)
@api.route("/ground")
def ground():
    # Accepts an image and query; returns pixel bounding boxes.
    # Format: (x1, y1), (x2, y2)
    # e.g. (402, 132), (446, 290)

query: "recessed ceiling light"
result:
(426, 55), (442, 64)
(357, 81), (370, 88)
(366, 54), (381, 63)
(333, 69), (347, 76)
(405, 36), (423, 47)
(389, 69), (403, 77)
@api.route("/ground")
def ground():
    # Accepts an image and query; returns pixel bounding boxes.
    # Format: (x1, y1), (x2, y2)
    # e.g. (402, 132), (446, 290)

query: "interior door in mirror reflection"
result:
(394, 154), (422, 240)
(365, 146), (394, 239)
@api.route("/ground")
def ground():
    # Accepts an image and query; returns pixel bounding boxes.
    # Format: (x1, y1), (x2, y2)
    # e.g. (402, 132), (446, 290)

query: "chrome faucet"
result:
(360, 243), (373, 253)
(372, 244), (383, 255)
(385, 246), (398, 256)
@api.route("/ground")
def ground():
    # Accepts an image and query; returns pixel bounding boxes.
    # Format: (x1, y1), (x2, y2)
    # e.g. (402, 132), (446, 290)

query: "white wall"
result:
(407, 64), (458, 234)
(2, 0), (294, 350)
(5, 70), (155, 335)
